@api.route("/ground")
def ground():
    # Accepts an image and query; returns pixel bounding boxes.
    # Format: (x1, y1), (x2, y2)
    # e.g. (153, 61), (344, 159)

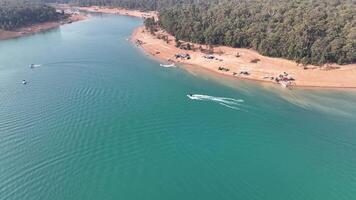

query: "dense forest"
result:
(42, 0), (203, 10)
(43, 0), (355, 65)
(3, 0), (355, 65)
(159, 0), (356, 65)
(0, 0), (62, 30)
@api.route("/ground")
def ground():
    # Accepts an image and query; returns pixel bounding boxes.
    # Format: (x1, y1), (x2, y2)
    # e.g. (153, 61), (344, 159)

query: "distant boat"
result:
(22, 80), (27, 85)
(160, 63), (176, 68)
(29, 64), (41, 68)
(187, 94), (198, 100)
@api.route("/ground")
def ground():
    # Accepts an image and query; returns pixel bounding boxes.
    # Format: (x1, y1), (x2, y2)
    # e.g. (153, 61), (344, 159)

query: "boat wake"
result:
(187, 94), (244, 110)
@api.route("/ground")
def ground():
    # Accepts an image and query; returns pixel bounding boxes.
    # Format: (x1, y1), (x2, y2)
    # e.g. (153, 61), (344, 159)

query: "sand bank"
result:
(0, 14), (87, 41)
(132, 26), (356, 88)
(76, 6), (157, 19)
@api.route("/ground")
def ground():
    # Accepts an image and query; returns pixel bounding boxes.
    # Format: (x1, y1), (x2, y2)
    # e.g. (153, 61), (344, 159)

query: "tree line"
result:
(4, 0), (355, 65)
(45, 0), (355, 65)
(42, 0), (205, 11)
(0, 0), (63, 30)
(158, 0), (356, 65)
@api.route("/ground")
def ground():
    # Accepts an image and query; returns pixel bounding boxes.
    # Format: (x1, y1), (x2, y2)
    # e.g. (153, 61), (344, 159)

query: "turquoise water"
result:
(1, 15), (356, 200)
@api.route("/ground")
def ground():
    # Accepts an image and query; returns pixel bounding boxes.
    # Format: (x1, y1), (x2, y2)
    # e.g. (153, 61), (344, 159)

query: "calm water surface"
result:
(0, 15), (356, 200)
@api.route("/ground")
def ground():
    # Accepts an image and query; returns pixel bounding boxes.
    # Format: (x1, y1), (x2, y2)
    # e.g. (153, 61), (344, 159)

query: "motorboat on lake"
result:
(160, 63), (176, 68)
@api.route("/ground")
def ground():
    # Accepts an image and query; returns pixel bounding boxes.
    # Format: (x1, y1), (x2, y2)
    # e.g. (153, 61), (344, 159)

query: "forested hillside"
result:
(42, 0), (355, 65)
(42, 0), (203, 11)
(0, 0), (63, 30)
(159, 0), (356, 65)
(14, 0), (356, 65)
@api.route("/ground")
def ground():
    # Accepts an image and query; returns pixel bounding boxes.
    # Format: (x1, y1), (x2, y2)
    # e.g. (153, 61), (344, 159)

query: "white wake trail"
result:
(187, 94), (244, 110)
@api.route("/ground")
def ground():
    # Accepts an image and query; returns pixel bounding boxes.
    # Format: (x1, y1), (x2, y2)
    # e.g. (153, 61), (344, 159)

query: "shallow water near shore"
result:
(0, 15), (356, 200)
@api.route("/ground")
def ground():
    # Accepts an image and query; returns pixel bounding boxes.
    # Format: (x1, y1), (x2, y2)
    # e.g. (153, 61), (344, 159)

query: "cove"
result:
(0, 14), (356, 200)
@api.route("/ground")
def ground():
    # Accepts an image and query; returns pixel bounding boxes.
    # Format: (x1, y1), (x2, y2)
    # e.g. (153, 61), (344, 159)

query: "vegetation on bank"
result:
(158, 0), (356, 65)
(42, 0), (202, 10)
(5, 0), (355, 65)
(0, 0), (63, 30)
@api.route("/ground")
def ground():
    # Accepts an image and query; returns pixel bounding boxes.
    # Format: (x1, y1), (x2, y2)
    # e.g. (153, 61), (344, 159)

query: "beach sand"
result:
(76, 6), (158, 19)
(5, 4), (353, 89)
(132, 26), (356, 88)
(0, 14), (87, 41)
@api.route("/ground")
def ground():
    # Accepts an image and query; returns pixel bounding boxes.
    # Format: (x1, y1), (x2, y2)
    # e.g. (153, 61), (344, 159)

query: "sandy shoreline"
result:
(131, 26), (356, 89)
(62, 6), (356, 89)
(0, 14), (87, 41)
(76, 6), (157, 19)
(2, 5), (354, 89)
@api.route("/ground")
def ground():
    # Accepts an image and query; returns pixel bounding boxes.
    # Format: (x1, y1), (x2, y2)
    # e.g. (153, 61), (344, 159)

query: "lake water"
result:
(0, 14), (356, 200)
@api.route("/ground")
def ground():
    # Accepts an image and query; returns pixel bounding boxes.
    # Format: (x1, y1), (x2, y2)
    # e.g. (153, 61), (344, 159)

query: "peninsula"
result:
(132, 26), (356, 88)
(0, 2), (86, 41)
(77, 4), (356, 88)
(3, 0), (355, 88)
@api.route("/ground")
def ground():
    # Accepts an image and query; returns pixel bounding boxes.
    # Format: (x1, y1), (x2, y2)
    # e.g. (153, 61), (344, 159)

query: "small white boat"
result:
(160, 63), (176, 68)
(29, 64), (41, 68)
(22, 80), (27, 85)
(187, 94), (198, 100)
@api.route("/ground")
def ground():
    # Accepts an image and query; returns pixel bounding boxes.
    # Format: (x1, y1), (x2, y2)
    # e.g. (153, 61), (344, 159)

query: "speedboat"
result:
(187, 94), (197, 99)
(160, 63), (175, 68)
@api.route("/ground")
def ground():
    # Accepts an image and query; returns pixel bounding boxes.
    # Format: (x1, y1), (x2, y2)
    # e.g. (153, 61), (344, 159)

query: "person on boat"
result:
(29, 64), (34, 68)
(22, 80), (27, 85)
